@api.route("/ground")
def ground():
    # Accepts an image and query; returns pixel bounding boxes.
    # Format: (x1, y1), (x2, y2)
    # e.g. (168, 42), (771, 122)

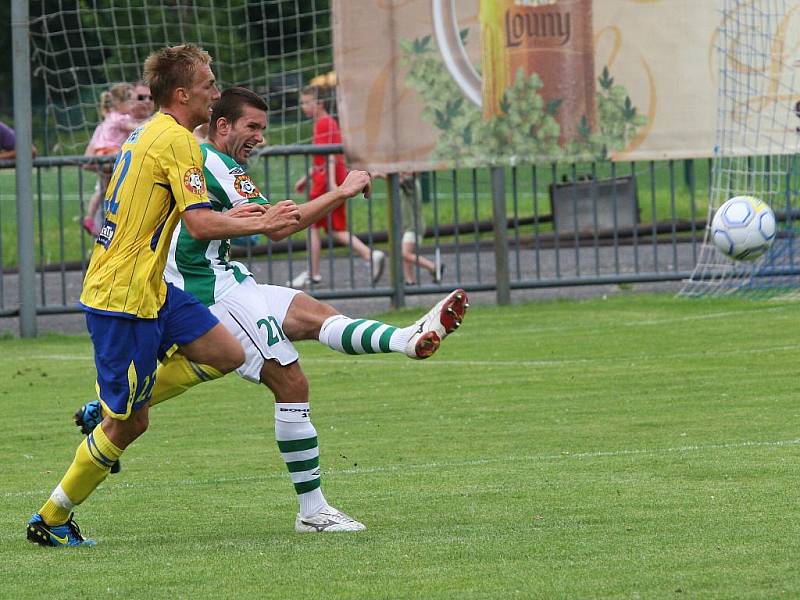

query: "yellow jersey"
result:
(80, 112), (211, 319)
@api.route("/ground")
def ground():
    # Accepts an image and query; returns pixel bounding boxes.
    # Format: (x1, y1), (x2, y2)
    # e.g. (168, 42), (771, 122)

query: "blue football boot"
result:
(26, 513), (96, 547)
(73, 400), (121, 474)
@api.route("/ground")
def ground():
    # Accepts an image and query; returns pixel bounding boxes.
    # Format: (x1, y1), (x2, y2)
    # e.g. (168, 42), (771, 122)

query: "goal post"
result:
(681, 0), (800, 297)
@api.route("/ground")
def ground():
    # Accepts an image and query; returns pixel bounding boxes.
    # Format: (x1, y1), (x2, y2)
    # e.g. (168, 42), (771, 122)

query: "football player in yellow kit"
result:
(26, 44), (370, 547)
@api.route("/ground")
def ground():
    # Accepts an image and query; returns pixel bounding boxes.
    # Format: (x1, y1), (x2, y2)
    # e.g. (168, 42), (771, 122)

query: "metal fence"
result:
(0, 146), (712, 334)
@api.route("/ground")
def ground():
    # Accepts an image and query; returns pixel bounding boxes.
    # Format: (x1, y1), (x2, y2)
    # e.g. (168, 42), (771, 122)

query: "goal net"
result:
(28, 0), (335, 154)
(681, 0), (800, 297)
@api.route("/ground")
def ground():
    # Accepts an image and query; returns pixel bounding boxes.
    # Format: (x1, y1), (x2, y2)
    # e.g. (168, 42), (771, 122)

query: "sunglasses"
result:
(137, 94), (153, 101)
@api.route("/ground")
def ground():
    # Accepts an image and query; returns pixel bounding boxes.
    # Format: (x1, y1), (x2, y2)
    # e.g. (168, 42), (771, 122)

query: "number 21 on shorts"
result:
(257, 316), (286, 346)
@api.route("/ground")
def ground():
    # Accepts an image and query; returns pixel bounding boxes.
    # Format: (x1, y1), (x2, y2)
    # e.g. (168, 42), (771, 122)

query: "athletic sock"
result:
(38, 423), (123, 525)
(274, 402), (327, 517)
(149, 353), (224, 407)
(318, 314), (412, 354)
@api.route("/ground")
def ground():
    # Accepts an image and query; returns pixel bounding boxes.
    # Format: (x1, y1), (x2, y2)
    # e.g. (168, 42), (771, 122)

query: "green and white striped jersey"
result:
(164, 143), (268, 306)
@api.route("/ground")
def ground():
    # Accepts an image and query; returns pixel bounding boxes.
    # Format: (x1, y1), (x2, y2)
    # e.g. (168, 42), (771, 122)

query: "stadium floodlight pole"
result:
(491, 166), (511, 305)
(12, 0), (37, 337)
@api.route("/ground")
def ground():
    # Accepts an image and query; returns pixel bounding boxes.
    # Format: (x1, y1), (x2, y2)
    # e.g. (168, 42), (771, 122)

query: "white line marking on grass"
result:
(5, 438), (799, 499)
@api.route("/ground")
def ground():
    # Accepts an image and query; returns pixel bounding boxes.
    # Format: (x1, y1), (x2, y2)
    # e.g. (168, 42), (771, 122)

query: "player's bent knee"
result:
(103, 408), (149, 448)
(289, 370), (309, 399)
(261, 361), (309, 402)
(202, 331), (246, 374)
(275, 369), (309, 401)
(217, 345), (245, 374)
(185, 323), (246, 374)
(132, 413), (149, 437)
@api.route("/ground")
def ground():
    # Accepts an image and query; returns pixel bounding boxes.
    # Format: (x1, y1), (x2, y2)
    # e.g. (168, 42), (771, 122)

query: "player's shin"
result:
(275, 402), (327, 517)
(318, 314), (410, 355)
(149, 353), (224, 407)
(38, 424), (123, 525)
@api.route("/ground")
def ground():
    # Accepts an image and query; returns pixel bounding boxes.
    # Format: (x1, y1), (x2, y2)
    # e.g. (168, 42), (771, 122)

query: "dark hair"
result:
(208, 87), (269, 136)
(143, 44), (211, 108)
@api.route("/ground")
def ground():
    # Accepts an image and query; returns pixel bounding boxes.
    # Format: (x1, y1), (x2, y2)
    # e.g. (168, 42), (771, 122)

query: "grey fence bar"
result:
(12, 0), (36, 337)
(491, 166), (511, 306)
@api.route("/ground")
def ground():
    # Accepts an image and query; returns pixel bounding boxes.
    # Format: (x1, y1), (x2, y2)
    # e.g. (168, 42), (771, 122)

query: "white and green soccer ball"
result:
(711, 195), (776, 261)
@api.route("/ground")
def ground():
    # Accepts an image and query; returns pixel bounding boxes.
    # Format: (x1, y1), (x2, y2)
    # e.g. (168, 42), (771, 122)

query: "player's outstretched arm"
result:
(182, 203), (300, 241)
(267, 170), (372, 242)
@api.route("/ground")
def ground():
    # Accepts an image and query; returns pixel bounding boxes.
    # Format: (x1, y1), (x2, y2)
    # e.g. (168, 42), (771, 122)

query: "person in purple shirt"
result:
(0, 122), (16, 160)
(0, 121), (37, 161)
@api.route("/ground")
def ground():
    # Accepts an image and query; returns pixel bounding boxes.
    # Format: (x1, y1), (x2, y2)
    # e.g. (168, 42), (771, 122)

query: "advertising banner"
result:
(332, 0), (799, 172)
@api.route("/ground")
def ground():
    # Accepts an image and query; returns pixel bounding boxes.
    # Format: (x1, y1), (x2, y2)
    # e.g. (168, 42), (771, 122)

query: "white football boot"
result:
(405, 288), (469, 359)
(295, 506), (366, 533)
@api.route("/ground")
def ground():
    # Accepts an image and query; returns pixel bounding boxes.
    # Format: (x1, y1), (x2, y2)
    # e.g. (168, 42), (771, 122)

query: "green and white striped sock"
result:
(318, 314), (411, 354)
(275, 402), (327, 517)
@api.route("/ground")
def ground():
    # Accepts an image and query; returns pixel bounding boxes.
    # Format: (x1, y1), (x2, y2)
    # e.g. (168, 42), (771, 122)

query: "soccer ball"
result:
(710, 195), (776, 261)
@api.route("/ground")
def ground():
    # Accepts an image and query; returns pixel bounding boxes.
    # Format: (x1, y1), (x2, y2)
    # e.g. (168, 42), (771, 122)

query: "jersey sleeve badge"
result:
(183, 167), (207, 195)
(233, 174), (261, 199)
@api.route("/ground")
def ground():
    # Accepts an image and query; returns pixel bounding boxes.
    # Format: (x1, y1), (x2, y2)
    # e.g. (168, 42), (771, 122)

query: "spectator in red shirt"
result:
(292, 85), (384, 287)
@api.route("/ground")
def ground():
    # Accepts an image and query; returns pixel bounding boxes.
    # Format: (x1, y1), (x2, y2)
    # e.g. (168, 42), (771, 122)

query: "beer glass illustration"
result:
(431, 0), (596, 144)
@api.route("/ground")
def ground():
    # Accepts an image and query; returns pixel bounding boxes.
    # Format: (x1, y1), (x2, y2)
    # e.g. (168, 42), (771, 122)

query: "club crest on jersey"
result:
(183, 167), (206, 195)
(234, 174), (260, 199)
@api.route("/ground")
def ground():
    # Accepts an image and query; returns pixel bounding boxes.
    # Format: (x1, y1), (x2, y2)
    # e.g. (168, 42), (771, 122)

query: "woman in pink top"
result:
(82, 83), (137, 236)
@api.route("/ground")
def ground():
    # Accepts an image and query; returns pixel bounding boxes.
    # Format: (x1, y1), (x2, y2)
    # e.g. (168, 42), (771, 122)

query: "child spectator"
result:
(374, 172), (444, 285)
(82, 83), (137, 236)
(292, 85), (384, 287)
(397, 172), (444, 285)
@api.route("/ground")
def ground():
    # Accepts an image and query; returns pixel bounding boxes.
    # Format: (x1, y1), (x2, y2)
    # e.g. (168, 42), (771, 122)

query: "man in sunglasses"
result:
(131, 81), (155, 124)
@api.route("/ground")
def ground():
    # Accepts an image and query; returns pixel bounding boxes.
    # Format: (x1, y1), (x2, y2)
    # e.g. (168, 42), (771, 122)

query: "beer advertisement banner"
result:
(332, 0), (794, 172)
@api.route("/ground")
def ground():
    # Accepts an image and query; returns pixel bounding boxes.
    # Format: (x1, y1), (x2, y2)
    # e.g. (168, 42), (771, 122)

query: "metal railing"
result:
(0, 146), (712, 333)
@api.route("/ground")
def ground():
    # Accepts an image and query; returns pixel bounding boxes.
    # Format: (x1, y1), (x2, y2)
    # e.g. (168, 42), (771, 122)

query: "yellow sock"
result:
(39, 424), (123, 525)
(150, 353), (224, 407)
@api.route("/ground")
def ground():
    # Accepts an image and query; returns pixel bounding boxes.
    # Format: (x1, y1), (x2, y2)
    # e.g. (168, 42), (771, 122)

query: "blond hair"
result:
(143, 44), (212, 108)
(301, 84), (334, 113)
(98, 82), (132, 119)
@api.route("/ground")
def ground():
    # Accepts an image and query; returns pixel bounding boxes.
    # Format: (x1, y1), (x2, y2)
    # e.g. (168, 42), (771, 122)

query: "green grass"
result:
(1, 293), (799, 598)
(0, 158), (710, 268)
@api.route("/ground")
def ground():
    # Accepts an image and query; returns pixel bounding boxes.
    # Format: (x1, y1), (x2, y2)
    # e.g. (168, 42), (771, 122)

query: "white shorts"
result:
(402, 229), (423, 246)
(210, 278), (301, 383)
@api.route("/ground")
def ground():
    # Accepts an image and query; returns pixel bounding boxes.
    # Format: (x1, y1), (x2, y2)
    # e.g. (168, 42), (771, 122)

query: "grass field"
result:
(1, 293), (799, 598)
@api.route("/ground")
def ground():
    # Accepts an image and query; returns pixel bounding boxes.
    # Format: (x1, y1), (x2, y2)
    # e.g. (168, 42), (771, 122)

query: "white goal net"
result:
(681, 0), (800, 297)
(28, 0), (335, 154)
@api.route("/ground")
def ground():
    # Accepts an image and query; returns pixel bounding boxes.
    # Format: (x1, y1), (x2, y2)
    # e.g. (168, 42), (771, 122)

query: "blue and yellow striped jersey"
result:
(80, 112), (212, 319)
